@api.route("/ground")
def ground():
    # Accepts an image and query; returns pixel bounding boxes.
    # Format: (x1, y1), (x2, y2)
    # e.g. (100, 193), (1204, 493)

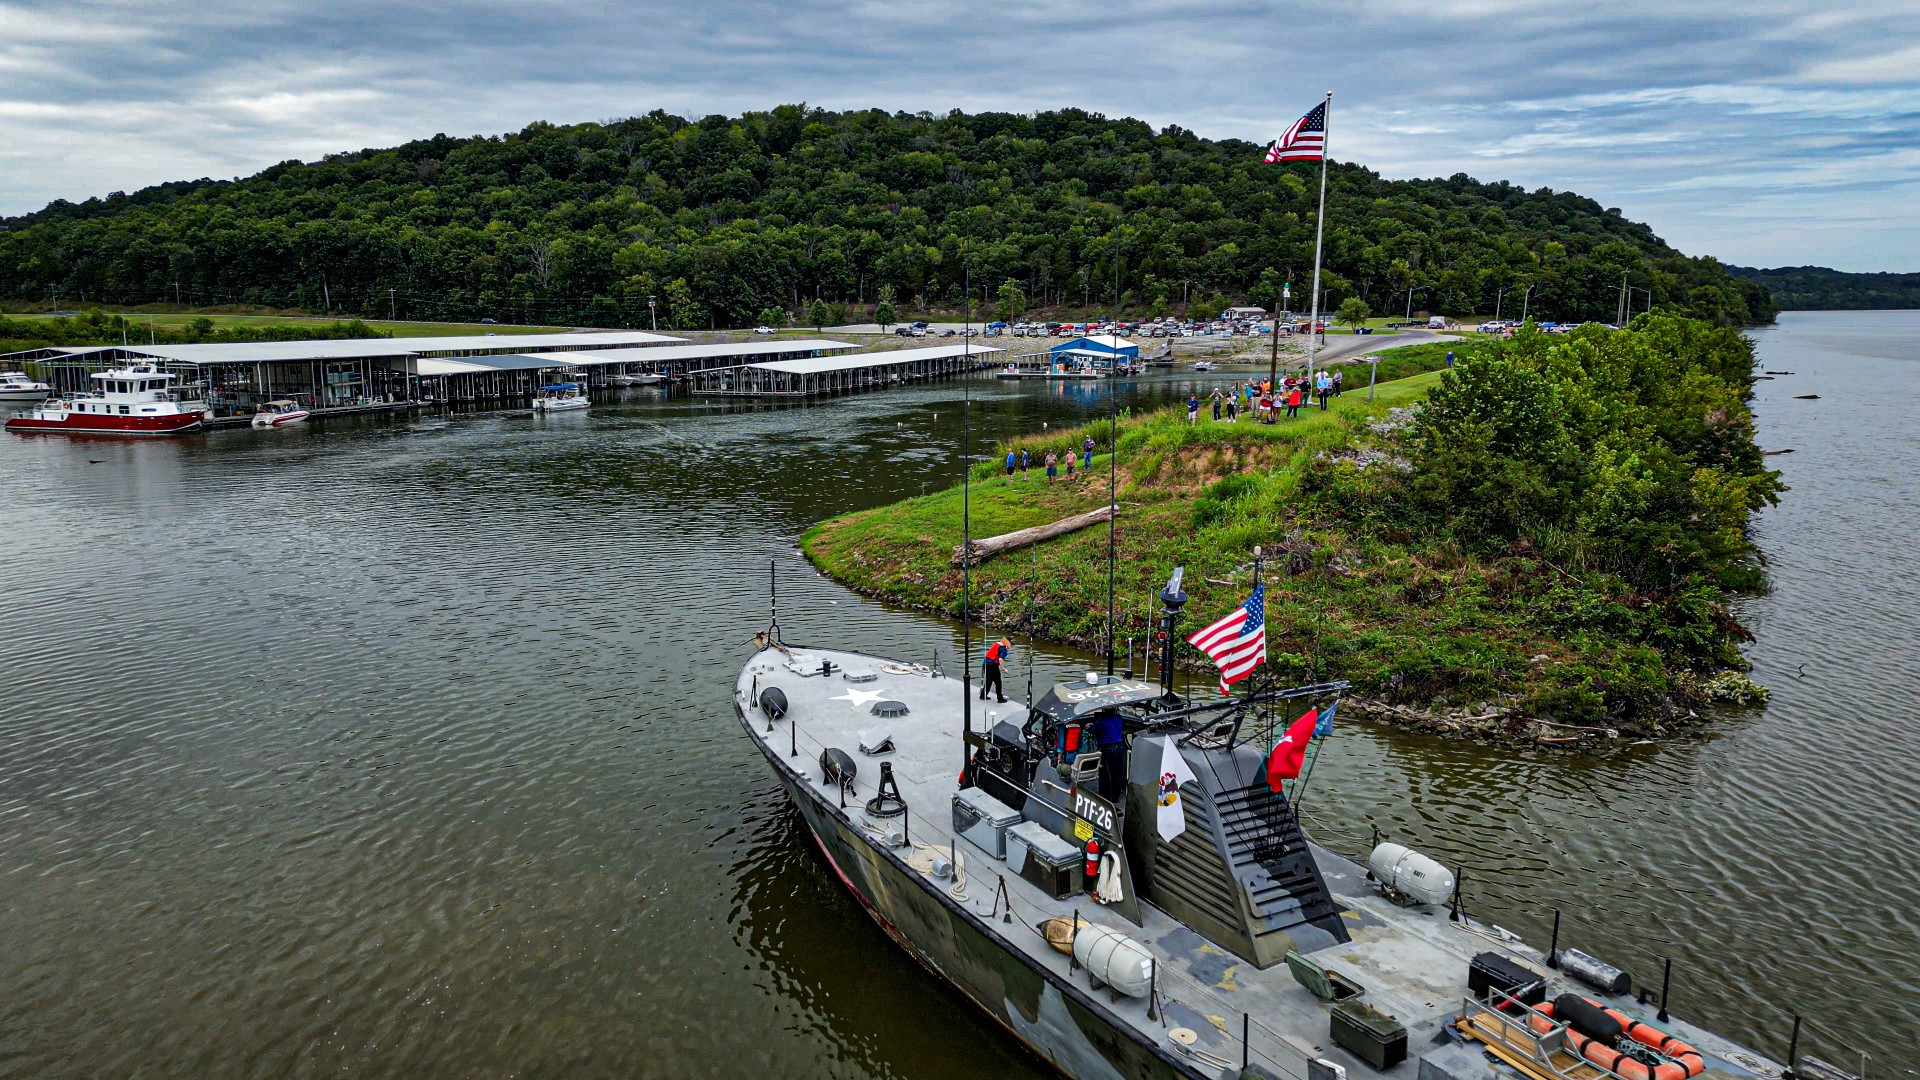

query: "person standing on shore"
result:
(1332, 370), (1343, 397)
(1045, 450), (1058, 483)
(1210, 389), (1223, 421)
(1187, 394), (1199, 424)
(1286, 385), (1303, 418)
(1005, 448), (1017, 477)
(1020, 448), (1030, 476)
(979, 637), (1011, 703)
(1064, 451), (1076, 482)
(1225, 393), (1237, 422)
(1082, 434), (1095, 469)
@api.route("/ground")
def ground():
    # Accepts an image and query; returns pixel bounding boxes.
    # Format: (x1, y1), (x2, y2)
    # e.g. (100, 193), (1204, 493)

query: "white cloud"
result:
(0, 0), (1915, 269)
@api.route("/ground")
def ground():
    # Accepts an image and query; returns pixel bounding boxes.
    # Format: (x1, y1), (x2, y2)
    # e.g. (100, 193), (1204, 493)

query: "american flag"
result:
(1187, 583), (1267, 695)
(1263, 102), (1326, 164)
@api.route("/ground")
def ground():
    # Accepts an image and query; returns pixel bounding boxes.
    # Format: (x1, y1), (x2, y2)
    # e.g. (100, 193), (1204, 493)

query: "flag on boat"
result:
(1154, 736), (1199, 842)
(1314, 700), (1336, 737)
(1263, 101), (1327, 163)
(1186, 582), (1266, 695)
(1266, 708), (1320, 791)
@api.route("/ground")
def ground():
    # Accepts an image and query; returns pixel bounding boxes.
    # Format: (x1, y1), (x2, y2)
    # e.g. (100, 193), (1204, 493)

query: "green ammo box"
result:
(1329, 999), (1407, 1070)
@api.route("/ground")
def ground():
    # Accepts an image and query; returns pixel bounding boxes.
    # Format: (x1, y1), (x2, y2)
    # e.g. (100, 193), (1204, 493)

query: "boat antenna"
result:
(1106, 232), (1120, 676)
(767, 557), (780, 645)
(1026, 543), (1038, 706)
(961, 250), (974, 776)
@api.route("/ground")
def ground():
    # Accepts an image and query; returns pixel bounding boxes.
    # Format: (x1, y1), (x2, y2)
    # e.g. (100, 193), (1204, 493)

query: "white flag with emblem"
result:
(1155, 737), (1199, 842)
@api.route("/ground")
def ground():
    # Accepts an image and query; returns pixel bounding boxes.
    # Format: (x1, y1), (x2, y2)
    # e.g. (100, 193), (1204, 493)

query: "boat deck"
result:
(735, 645), (1783, 1079)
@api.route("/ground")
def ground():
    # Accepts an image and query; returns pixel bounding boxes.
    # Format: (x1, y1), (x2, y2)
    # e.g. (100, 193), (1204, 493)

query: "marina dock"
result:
(687, 343), (1002, 397)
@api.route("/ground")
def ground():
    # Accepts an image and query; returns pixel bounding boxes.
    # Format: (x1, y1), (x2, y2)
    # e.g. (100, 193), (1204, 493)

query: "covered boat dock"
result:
(688, 344), (1002, 398)
(3, 331), (684, 415)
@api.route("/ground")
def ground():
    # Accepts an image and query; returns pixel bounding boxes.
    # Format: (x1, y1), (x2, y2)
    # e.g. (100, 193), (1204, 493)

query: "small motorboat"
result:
(251, 400), (310, 428)
(607, 372), (665, 387)
(1192, 361), (1214, 372)
(0, 371), (53, 405)
(531, 383), (589, 413)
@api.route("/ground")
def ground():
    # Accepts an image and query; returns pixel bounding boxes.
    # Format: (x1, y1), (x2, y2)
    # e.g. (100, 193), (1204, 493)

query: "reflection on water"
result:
(0, 319), (1913, 1076)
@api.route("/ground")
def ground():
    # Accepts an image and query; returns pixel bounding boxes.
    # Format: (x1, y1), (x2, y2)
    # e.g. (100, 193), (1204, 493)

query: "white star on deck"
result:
(831, 688), (885, 708)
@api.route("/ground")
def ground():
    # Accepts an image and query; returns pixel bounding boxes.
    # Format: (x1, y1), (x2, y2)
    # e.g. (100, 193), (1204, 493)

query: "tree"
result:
(663, 277), (703, 330)
(995, 278), (1027, 324)
(755, 306), (783, 328)
(1337, 296), (1371, 330)
(874, 283), (896, 329)
(808, 297), (831, 330)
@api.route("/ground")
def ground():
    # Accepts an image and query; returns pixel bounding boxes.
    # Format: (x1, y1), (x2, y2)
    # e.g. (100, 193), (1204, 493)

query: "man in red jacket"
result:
(979, 637), (1011, 703)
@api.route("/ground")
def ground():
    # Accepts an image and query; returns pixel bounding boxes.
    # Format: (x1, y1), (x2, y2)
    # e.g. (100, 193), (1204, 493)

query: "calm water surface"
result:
(1, 313), (1913, 1077)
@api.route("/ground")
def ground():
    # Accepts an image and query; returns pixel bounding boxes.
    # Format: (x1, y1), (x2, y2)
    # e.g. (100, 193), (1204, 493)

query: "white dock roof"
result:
(43, 331), (683, 365)
(535, 339), (858, 366)
(748, 343), (1002, 375)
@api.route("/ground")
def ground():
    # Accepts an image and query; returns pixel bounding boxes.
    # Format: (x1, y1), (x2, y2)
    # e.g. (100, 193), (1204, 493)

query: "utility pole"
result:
(173, 281), (180, 307)
(1405, 285), (1429, 323)
(1521, 284), (1534, 324)
(1618, 271), (1629, 327)
(648, 296), (657, 331)
(389, 288), (396, 321)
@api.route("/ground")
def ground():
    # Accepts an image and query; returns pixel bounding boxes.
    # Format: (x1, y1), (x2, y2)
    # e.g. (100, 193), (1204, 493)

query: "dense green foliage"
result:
(806, 318), (1776, 735)
(1, 106), (1773, 329)
(0, 310), (385, 354)
(1727, 265), (1920, 310)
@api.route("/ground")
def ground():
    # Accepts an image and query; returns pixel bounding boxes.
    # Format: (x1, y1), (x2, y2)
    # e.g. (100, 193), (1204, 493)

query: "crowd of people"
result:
(1187, 367), (1346, 425)
(1003, 433), (1102, 485)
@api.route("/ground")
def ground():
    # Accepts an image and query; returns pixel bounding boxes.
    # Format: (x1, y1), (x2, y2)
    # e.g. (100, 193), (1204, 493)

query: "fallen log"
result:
(953, 505), (1115, 565)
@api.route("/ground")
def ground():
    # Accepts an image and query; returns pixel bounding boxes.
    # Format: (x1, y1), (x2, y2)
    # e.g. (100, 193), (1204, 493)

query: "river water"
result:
(0, 312), (1911, 1078)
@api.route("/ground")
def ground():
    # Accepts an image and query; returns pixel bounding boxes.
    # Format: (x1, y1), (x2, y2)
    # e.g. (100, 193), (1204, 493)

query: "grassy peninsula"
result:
(803, 317), (1779, 745)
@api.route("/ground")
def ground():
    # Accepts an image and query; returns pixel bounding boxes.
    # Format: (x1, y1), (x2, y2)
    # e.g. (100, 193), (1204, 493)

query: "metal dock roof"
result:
(747, 343), (1002, 375)
(36, 331), (683, 365)
(534, 339), (859, 366)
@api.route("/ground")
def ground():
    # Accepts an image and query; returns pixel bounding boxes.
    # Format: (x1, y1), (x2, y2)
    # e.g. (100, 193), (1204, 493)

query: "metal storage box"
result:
(1007, 821), (1081, 900)
(1330, 1000), (1407, 1070)
(1469, 951), (1545, 1009)
(952, 787), (1022, 860)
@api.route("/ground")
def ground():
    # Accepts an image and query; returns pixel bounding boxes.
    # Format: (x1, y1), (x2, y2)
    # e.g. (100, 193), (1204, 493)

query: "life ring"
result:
(1525, 995), (1706, 1080)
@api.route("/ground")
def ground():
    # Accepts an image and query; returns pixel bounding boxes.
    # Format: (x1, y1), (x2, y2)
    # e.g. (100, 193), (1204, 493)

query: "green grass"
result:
(801, 355), (1707, 737)
(0, 311), (566, 336)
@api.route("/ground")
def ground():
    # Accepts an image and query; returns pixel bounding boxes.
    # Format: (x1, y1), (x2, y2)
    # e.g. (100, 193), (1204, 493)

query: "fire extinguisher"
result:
(1084, 838), (1102, 893)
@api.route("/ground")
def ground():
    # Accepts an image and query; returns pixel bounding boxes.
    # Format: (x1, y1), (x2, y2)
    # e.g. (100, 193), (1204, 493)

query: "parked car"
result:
(894, 327), (915, 336)
(912, 320), (930, 330)
(479, 317), (497, 325)
(939, 328), (957, 337)
(752, 326), (776, 334)
(961, 327), (979, 337)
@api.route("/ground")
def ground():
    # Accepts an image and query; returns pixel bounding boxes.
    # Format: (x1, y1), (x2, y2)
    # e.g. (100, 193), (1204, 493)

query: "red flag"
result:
(1265, 709), (1319, 791)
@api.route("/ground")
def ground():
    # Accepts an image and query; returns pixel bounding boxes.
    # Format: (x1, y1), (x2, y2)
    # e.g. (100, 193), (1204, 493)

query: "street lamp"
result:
(1405, 285), (1431, 323)
(647, 295), (657, 331)
(1520, 284), (1536, 325)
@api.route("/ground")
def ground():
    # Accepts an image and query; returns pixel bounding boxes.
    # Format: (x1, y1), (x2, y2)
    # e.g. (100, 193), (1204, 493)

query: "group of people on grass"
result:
(1187, 367), (1345, 424)
(1004, 433), (1099, 484)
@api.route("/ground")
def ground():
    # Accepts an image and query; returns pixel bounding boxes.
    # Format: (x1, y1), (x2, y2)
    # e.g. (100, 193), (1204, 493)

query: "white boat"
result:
(6, 363), (207, 437)
(1192, 361), (1214, 372)
(250, 400), (310, 428)
(606, 372), (666, 386)
(0, 371), (53, 405)
(531, 383), (589, 413)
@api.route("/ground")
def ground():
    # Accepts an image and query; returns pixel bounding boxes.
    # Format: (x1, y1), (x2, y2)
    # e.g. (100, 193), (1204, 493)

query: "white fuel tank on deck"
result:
(1071, 923), (1155, 998)
(1368, 843), (1455, 906)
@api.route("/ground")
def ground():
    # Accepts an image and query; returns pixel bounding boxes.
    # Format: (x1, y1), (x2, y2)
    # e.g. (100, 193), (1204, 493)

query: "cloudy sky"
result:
(2, 0), (1916, 271)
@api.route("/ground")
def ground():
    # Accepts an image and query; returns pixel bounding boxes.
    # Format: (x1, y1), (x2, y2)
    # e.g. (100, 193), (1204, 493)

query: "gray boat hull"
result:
(746, 717), (1203, 1080)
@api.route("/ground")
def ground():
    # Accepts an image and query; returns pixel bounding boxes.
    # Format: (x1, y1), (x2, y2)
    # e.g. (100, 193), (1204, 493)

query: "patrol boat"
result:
(732, 575), (1794, 1079)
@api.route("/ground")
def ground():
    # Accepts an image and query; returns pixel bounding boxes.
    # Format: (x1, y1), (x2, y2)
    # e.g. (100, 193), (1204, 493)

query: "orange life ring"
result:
(1525, 998), (1706, 1080)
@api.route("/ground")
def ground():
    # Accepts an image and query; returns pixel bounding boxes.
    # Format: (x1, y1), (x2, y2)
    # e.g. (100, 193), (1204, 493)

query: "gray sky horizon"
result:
(2, 0), (1916, 272)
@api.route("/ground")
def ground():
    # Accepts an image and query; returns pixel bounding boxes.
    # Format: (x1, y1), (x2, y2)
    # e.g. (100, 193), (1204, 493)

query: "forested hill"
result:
(1727, 265), (1920, 310)
(0, 106), (1773, 328)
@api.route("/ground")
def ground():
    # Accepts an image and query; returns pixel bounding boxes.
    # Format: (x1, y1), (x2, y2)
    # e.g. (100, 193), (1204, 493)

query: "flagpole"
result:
(1304, 90), (1332, 386)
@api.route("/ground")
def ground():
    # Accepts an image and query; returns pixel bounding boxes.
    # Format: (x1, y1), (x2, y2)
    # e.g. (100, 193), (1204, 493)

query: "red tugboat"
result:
(5, 363), (207, 436)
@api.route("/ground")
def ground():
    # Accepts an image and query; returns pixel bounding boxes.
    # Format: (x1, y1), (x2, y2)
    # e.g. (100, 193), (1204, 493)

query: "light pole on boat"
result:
(961, 251), (974, 775)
